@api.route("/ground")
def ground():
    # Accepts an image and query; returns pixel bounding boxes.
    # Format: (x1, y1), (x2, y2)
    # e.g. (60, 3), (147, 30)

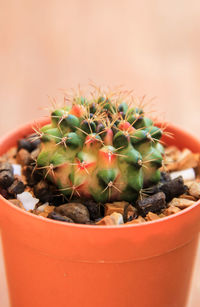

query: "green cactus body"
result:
(36, 94), (164, 202)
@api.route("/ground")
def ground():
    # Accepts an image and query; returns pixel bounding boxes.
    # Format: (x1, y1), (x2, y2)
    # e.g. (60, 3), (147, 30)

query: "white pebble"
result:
(170, 168), (195, 181)
(12, 164), (22, 176)
(17, 192), (39, 211)
(36, 203), (49, 212)
(110, 212), (124, 225)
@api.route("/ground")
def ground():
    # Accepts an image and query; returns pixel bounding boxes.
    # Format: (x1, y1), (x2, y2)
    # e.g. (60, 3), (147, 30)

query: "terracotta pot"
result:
(0, 119), (200, 307)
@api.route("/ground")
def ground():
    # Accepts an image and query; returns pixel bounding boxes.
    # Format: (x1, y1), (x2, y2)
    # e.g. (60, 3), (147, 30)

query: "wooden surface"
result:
(0, 0), (200, 306)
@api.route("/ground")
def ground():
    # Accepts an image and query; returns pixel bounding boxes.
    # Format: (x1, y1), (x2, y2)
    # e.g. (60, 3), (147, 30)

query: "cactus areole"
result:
(36, 93), (164, 203)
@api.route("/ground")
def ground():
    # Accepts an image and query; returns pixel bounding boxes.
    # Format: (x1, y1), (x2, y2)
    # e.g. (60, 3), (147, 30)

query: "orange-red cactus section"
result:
(98, 149), (116, 165)
(103, 129), (113, 145)
(70, 105), (85, 118)
(118, 121), (135, 133)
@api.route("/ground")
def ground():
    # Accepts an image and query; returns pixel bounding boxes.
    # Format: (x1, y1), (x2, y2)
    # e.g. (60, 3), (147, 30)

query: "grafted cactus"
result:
(36, 90), (164, 202)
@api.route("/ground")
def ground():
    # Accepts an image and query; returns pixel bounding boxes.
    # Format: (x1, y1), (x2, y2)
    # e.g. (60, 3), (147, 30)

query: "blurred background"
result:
(0, 0), (200, 306)
(0, 0), (200, 136)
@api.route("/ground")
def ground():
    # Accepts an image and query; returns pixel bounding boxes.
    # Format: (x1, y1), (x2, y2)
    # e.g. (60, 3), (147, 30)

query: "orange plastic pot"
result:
(0, 119), (200, 307)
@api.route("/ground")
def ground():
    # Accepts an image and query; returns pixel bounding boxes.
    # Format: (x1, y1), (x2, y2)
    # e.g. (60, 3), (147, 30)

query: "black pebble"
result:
(23, 166), (43, 186)
(159, 176), (187, 202)
(126, 215), (136, 222)
(81, 199), (102, 220)
(142, 185), (160, 196)
(18, 134), (41, 153)
(160, 172), (171, 183)
(0, 187), (9, 199)
(137, 192), (166, 217)
(0, 171), (14, 188)
(34, 180), (53, 203)
(142, 173), (182, 197)
(27, 134), (41, 150)
(8, 178), (25, 195)
(33, 180), (65, 205)
(17, 139), (33, 153)
(123, 205), (138, 223)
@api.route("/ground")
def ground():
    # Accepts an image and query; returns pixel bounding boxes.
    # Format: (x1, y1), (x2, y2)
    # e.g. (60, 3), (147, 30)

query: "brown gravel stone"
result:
(159, 213), (166, 218)
(36, 204), (55, 214)
(162, 161), (179, 172)
(16, 149), (32, 166)
(0, 162), (14, 189)
(177, 149), (199, 170)
(162, 147), (199, 172)
(30, 148), (40, 160)
(104, 201), (129, 216)
(165, 146), (181, 159)
(38, 212), (49, 218)
(179, 194), (197, 201)
(44, 205), (55, 214)
(0, 147), (17, 164)
(168, 198), (195, 209)
(145, 212), (161, 221)
(0, 162), (14, 173)
(188, 181), (200, 198)
(9, 199), (24, 209)
(96, 215), (115, 225)
(163, 206), (181, 216)
(7, 147), (17, 159)
(162, 146), (180, 172)
(126, 216), (145, 224)
(184, 181), (196, 188)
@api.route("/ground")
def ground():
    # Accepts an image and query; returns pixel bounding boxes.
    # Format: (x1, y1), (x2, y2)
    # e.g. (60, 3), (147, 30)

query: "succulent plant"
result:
(35, 89), (164, 203)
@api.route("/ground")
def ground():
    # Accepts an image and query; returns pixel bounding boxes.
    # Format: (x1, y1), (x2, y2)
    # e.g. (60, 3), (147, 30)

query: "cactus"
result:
(35, 89), (164, 203)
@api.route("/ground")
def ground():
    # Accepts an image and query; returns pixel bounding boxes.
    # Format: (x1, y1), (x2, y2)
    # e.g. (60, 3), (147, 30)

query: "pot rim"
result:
(1, 117), (200, 230)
